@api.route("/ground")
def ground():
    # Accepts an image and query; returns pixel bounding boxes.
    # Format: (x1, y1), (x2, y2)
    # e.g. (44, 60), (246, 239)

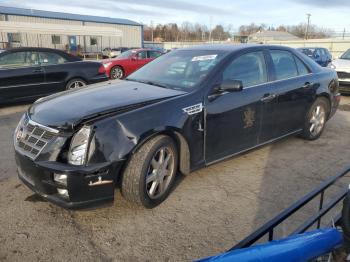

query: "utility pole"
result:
(150, 20), (154, 42)
(343, 28), (346, 40)
(305, 13), (311, 40)
(209, 16), (212, 42)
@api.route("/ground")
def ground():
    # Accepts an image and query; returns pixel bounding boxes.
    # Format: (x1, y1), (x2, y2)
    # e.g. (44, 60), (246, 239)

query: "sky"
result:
(0, 0), (349, 32)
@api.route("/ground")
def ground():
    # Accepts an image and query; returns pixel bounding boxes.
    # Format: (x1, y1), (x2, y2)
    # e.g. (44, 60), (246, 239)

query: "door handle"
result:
(302, 82), (312, 89)
(260, 93), (276, 103)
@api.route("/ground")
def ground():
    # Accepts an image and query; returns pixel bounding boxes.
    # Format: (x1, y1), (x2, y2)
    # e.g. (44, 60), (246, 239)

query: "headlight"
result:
(68, 126), (92, 165)
(103, 62), (112, 68)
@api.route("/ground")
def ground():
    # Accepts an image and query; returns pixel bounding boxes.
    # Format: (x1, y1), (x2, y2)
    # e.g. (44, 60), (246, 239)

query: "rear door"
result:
(38, 51), (70, 93)
(0, 51), (45, 102)
(259, 49), (315, 142)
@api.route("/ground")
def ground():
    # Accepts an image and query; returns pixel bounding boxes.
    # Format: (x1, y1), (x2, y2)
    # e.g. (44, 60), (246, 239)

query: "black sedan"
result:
(0, 47), (108, 105)
(14, 44), (340, 209)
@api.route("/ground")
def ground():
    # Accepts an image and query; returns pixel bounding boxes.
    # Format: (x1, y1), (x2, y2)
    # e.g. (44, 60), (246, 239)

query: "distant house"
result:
(248, 30), (300, 42)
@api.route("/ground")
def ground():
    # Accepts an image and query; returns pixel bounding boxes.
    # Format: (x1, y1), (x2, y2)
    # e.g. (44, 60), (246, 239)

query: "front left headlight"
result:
(68, 126), (92, 165)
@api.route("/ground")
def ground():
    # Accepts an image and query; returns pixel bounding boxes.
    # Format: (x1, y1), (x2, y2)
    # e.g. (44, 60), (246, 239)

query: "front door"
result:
(38, 51), (69, 93)
(0, 51), (44, 103)
(205, 51), (270, 163)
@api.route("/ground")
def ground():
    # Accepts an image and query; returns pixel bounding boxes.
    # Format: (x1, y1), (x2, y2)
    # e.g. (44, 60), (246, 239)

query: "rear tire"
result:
(301, 97), (329, 140)
(65, 78), (87, 90)
(121, 135), (178, 208)
(110, 66), (124, 79)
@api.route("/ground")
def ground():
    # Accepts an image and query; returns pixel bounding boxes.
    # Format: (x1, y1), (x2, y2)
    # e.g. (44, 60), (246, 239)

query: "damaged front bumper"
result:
(15, 151), (122, 209)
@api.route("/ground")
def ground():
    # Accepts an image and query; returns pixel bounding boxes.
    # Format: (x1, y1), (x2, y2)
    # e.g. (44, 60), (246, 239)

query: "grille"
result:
(337, 71), (350, 79)
(15, 116), (58, 159)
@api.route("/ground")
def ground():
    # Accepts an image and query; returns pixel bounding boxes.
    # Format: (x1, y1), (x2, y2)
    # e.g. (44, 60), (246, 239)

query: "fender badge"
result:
(182, 103), (203, 115)
(243, 107), (255, 128)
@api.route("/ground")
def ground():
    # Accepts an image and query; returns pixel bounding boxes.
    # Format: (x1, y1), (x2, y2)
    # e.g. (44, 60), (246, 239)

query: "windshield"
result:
(126, 50), (227, 91)
(117, 50), (133, 59)
(341, 49), (350, 60)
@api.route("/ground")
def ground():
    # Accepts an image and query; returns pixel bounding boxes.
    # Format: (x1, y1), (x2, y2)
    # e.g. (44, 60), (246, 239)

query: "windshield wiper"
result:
(125, 78), (169, 89)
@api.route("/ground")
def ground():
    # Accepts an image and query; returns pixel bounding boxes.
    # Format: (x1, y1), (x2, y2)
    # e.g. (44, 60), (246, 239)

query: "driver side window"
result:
(222, 51), (267, 88)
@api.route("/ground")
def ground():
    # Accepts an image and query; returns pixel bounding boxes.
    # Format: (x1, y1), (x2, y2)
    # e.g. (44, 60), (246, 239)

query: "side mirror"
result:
(208, 79), (243, 102)
(131, 56), (139, 61)
(217, 79), (243, 93)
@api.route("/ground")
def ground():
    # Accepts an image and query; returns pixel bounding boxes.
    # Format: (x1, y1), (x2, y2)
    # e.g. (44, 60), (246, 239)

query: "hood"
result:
(332, 58), (350, 71)
(28, 80), (186, 130)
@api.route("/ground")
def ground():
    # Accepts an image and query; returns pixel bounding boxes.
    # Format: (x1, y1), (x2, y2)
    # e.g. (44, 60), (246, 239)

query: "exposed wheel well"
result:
(132, 131), (191, 175)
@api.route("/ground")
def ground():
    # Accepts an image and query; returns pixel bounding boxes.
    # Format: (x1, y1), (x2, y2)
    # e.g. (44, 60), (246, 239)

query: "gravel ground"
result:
(0, 96), (350, 262)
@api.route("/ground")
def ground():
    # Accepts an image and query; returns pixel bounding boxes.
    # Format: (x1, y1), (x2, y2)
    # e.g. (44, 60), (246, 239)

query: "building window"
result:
(90, 37), (97, 46)
(9, 33), (21, 43)
(51, 35), (61, 45)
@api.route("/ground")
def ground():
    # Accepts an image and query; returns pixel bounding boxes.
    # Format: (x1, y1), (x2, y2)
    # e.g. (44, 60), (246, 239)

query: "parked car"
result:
(0, 47), (108, 105)
(102, 48), (163, 79)
(102, 47), (129, 58)
(14, 45), (340, 209)
(328, 48), (350, 94)
(296, 47), (332, 67)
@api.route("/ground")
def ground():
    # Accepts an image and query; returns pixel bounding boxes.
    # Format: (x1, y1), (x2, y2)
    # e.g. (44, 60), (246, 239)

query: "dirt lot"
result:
(1, 96), (350, 262)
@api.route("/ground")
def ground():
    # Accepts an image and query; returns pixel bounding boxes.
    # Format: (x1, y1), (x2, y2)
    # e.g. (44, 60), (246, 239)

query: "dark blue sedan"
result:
(297, 47), (332, 67)
(14, 44), (341, 209)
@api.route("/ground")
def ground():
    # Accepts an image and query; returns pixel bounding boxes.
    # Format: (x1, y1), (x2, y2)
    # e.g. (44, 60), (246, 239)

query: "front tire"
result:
(301, 97), (329, 140)
(121, 135), (178, 208)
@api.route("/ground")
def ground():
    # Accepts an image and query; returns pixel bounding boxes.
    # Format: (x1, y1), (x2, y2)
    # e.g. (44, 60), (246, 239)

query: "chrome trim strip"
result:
(242, 74), (313, 90)
(27, 117), (60, 134)
(0, 81), (61, 90)
(205, 129), (302, 166)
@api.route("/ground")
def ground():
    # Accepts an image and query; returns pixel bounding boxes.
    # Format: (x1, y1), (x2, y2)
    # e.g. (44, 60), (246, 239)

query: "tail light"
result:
(98, 64), (106, 74)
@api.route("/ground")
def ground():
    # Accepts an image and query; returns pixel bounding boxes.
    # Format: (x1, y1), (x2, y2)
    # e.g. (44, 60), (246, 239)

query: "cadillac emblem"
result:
(243, 107), (255, 129)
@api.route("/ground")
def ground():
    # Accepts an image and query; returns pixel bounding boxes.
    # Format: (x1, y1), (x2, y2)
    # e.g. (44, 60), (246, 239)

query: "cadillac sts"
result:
(14, 45), (341, 209)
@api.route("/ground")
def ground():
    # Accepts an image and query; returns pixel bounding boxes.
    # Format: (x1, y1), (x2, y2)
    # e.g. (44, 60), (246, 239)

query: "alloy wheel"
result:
(111, 67), (124, 79)
(309, 105), (326, 137)
(145, 146), (175, 199)
(68, 80), (86, 89)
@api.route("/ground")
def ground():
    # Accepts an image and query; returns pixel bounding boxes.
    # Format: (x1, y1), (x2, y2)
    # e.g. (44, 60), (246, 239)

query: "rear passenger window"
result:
(39, 52), (67, 65)
(223, 51), (267, 88)
(294, 56), (310, 76)
(270, 50), (298, 80)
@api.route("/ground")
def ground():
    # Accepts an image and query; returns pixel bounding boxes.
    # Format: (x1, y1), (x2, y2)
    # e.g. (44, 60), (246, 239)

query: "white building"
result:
(0, 6), (143, 53)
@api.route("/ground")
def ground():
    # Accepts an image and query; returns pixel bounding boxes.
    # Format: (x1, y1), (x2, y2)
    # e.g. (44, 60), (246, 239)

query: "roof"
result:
(181, 44), (262, 51)
(249, 31), (300, 41)
(0, 6), (141, 26)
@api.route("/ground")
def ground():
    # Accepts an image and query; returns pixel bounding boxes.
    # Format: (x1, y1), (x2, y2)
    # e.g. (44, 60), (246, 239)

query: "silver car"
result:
(329, 49), (350, 94)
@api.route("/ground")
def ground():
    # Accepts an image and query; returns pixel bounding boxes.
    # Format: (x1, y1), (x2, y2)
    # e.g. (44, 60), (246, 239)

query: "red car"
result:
(102, 49), (163, 79)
